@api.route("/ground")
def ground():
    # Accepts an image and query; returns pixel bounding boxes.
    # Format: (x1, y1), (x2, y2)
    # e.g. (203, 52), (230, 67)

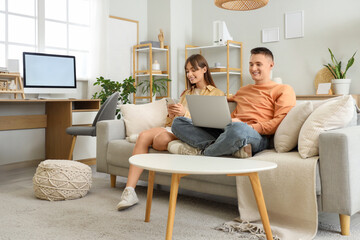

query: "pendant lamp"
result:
(215, 0), (269, 11)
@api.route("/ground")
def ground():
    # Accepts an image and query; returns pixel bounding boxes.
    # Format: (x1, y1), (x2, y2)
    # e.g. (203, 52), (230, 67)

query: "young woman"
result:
(117, 54), (224, 210)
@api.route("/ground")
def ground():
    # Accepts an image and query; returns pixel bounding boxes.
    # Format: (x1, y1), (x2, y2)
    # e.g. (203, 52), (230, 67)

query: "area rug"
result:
(1, 165), (359, 239)
(0, 168), (241, 240)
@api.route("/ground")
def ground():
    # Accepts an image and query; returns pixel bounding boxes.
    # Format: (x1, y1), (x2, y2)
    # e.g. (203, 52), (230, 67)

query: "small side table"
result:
(130, 154), (277, 240)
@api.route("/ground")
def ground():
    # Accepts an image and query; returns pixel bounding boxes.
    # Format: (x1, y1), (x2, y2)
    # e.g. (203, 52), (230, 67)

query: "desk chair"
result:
(66, 92), (119, 161)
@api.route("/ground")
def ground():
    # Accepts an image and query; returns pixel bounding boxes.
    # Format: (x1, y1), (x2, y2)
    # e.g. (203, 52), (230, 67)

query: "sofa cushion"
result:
(120, 99), (168, 137)
(298, 95), (354, 158)
(274, 102), (313, 153)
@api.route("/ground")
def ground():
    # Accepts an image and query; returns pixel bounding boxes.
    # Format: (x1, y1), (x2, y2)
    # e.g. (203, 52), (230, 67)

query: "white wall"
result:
(192, 0), (360, 95)
(108, 0), (148, 42)
(147, 0), (170, 45)
(146, 0), (192, 99)
(169, 0), (192, 98)
(88, 0), (148, 98)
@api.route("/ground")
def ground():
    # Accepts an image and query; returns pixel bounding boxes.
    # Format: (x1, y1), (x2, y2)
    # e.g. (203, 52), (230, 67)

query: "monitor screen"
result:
(23, 52), (77, 91)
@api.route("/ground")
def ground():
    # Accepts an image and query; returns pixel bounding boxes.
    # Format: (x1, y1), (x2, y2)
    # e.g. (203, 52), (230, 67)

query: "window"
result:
(0, 0), (90, 79)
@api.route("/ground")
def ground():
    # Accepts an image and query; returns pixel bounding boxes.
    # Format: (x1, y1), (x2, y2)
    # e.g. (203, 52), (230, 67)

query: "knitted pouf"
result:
(33, 160), (92, 201)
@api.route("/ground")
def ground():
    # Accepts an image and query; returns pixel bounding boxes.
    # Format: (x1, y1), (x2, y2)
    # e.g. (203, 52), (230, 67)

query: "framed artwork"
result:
(262, 27), (280, 43)
(285, 10), (304, 39)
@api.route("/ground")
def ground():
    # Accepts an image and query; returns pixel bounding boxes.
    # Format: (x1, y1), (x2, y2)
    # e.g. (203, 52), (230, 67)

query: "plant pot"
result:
(152, 93), (157, 102)
(331, 79), (351, 95)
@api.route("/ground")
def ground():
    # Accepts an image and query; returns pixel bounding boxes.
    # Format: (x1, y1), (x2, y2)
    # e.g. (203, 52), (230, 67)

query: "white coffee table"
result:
(129, 154), (277, 240)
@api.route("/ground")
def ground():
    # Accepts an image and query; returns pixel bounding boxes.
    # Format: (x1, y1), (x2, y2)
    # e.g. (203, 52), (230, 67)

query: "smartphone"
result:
(166, 98), (177, 105)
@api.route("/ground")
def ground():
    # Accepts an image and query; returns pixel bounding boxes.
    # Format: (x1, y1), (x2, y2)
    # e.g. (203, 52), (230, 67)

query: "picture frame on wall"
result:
(285, 10), (304, 39)
(262, 27), (280, 43)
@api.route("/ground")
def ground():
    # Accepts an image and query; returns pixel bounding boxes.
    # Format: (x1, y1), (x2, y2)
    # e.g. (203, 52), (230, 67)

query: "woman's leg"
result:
(152, 131), (178, 151)
(126, 127), (167, 188)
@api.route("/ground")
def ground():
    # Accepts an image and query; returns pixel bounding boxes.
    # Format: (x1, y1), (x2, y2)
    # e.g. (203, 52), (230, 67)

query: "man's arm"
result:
(251, 85), (296, 135)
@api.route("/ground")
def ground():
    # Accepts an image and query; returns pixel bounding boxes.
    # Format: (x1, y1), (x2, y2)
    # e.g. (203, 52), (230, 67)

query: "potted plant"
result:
(138, 76), (171, 101)
(92, 76), (136, 119)
(324, 48), (356, 95)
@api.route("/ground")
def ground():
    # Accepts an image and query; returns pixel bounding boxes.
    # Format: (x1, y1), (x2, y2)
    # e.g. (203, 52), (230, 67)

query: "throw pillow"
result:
(120, 99), (168, 137)
(274, 102), (313, 153)
(298, 95), (354, 158)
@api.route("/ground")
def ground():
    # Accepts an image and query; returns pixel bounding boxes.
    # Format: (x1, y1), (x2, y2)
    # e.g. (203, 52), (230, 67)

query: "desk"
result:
(0, 99), (100, 160)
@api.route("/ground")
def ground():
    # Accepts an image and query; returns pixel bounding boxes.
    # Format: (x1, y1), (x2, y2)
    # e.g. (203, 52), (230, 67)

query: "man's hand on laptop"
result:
(168, 103), (186, 117)
(232, 118), (241, 122)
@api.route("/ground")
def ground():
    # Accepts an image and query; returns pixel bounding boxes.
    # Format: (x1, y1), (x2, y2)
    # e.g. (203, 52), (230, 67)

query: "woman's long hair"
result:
(184, 54), (216, 89)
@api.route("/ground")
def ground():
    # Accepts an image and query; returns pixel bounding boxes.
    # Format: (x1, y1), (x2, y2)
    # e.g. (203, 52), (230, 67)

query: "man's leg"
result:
(171, 117), (223, 150)
(203, 122), (269, 156)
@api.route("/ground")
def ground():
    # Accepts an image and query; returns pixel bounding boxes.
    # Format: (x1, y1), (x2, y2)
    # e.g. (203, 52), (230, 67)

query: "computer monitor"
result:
(23, 52), (77, 98)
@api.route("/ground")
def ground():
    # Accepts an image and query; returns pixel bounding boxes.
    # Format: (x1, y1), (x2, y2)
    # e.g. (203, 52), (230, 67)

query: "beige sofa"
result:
(96, 99), (360, 235)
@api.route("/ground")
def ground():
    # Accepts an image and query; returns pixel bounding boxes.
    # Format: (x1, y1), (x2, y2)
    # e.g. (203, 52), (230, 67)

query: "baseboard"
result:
(0, 159), (43, 171)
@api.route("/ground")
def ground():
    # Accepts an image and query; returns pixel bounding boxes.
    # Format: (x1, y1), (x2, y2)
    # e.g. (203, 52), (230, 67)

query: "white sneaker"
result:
(117, 187), (139, 211)
(233, 144), (252, 158)
(167, 140), (202, 155)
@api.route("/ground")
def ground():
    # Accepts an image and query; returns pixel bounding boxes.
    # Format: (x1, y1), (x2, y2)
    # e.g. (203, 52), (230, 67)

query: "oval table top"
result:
(129, 153), (277, 175)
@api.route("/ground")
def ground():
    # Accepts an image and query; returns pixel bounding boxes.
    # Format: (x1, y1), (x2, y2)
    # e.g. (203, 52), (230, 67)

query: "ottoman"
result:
(33, 160), (92, 201)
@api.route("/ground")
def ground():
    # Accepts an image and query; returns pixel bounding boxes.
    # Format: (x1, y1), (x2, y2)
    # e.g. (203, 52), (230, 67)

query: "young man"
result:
(168, 47), (296, 157)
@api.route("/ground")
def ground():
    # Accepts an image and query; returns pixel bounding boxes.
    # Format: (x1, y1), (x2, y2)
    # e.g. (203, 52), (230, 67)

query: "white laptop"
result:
(186, 95), (232, 129)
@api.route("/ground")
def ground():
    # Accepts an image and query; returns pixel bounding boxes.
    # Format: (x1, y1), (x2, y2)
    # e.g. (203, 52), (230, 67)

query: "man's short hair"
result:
(251, 47), (274, 61)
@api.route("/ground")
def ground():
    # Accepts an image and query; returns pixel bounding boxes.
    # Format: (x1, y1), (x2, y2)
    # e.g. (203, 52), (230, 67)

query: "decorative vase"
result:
(8, 80), (16, 91)
(152, 60), (160, 71)
(331, 79), (351, 95)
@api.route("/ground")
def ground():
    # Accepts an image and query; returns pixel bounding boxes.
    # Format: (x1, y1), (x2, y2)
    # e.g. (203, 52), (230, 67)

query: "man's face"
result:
(249, 54), (274, 84)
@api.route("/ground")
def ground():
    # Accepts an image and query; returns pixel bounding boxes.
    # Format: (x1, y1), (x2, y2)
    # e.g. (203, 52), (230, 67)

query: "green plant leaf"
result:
(343, 51), (357, 78)
(325, 49), (356, 79)
(138, 77), (171, 97)
(324, 64), (337, 79)
(328, 48), (339, 66)
(91, 75), (137, 118)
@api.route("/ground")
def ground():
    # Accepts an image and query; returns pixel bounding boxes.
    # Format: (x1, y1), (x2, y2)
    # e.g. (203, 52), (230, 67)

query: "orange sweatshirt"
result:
(229, 81), (296, 135)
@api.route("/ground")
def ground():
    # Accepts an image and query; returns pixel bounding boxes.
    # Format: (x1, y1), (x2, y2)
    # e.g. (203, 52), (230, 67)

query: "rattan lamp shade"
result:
(215, 0), (269, 11)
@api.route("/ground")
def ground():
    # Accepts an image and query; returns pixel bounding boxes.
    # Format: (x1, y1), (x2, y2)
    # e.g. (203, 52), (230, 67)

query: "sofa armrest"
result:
(319, 126), (360, 215)
(96, 119), (126, 173)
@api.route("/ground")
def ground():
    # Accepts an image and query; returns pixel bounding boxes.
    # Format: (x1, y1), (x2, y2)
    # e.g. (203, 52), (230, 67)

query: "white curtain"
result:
(87, 0), (109, 99)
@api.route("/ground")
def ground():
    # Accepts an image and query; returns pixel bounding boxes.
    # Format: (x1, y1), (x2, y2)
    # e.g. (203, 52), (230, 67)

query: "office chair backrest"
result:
(92, 92), (119, 127)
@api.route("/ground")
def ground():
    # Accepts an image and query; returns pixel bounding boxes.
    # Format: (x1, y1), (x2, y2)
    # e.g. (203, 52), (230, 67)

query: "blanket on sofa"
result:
(217, 150), (318, 240)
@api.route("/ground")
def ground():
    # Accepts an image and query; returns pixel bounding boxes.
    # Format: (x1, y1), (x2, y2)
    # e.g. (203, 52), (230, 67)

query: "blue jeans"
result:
(171, 117), (269, 157)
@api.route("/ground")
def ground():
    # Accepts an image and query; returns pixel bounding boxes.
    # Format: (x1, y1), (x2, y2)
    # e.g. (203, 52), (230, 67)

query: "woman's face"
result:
(185, 62), (207, 85)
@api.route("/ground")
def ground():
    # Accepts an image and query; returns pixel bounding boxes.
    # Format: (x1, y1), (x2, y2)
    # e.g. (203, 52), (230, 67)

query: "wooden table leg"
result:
(339, 214), (350, 235)
(248, 172), (273, 240)
(145, 170), (155, 222)
(166, 173), (182, 240)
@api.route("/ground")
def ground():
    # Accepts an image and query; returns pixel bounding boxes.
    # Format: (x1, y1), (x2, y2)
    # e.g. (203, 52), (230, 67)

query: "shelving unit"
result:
(133, 43), (170, 103)
(0, 72), (25, 99)
(185, 40), (242, 96)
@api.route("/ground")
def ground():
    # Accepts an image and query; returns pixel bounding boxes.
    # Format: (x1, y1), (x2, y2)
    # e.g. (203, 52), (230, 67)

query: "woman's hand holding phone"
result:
(166, 98), (177, 105)
(168, 104), (185, 116)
